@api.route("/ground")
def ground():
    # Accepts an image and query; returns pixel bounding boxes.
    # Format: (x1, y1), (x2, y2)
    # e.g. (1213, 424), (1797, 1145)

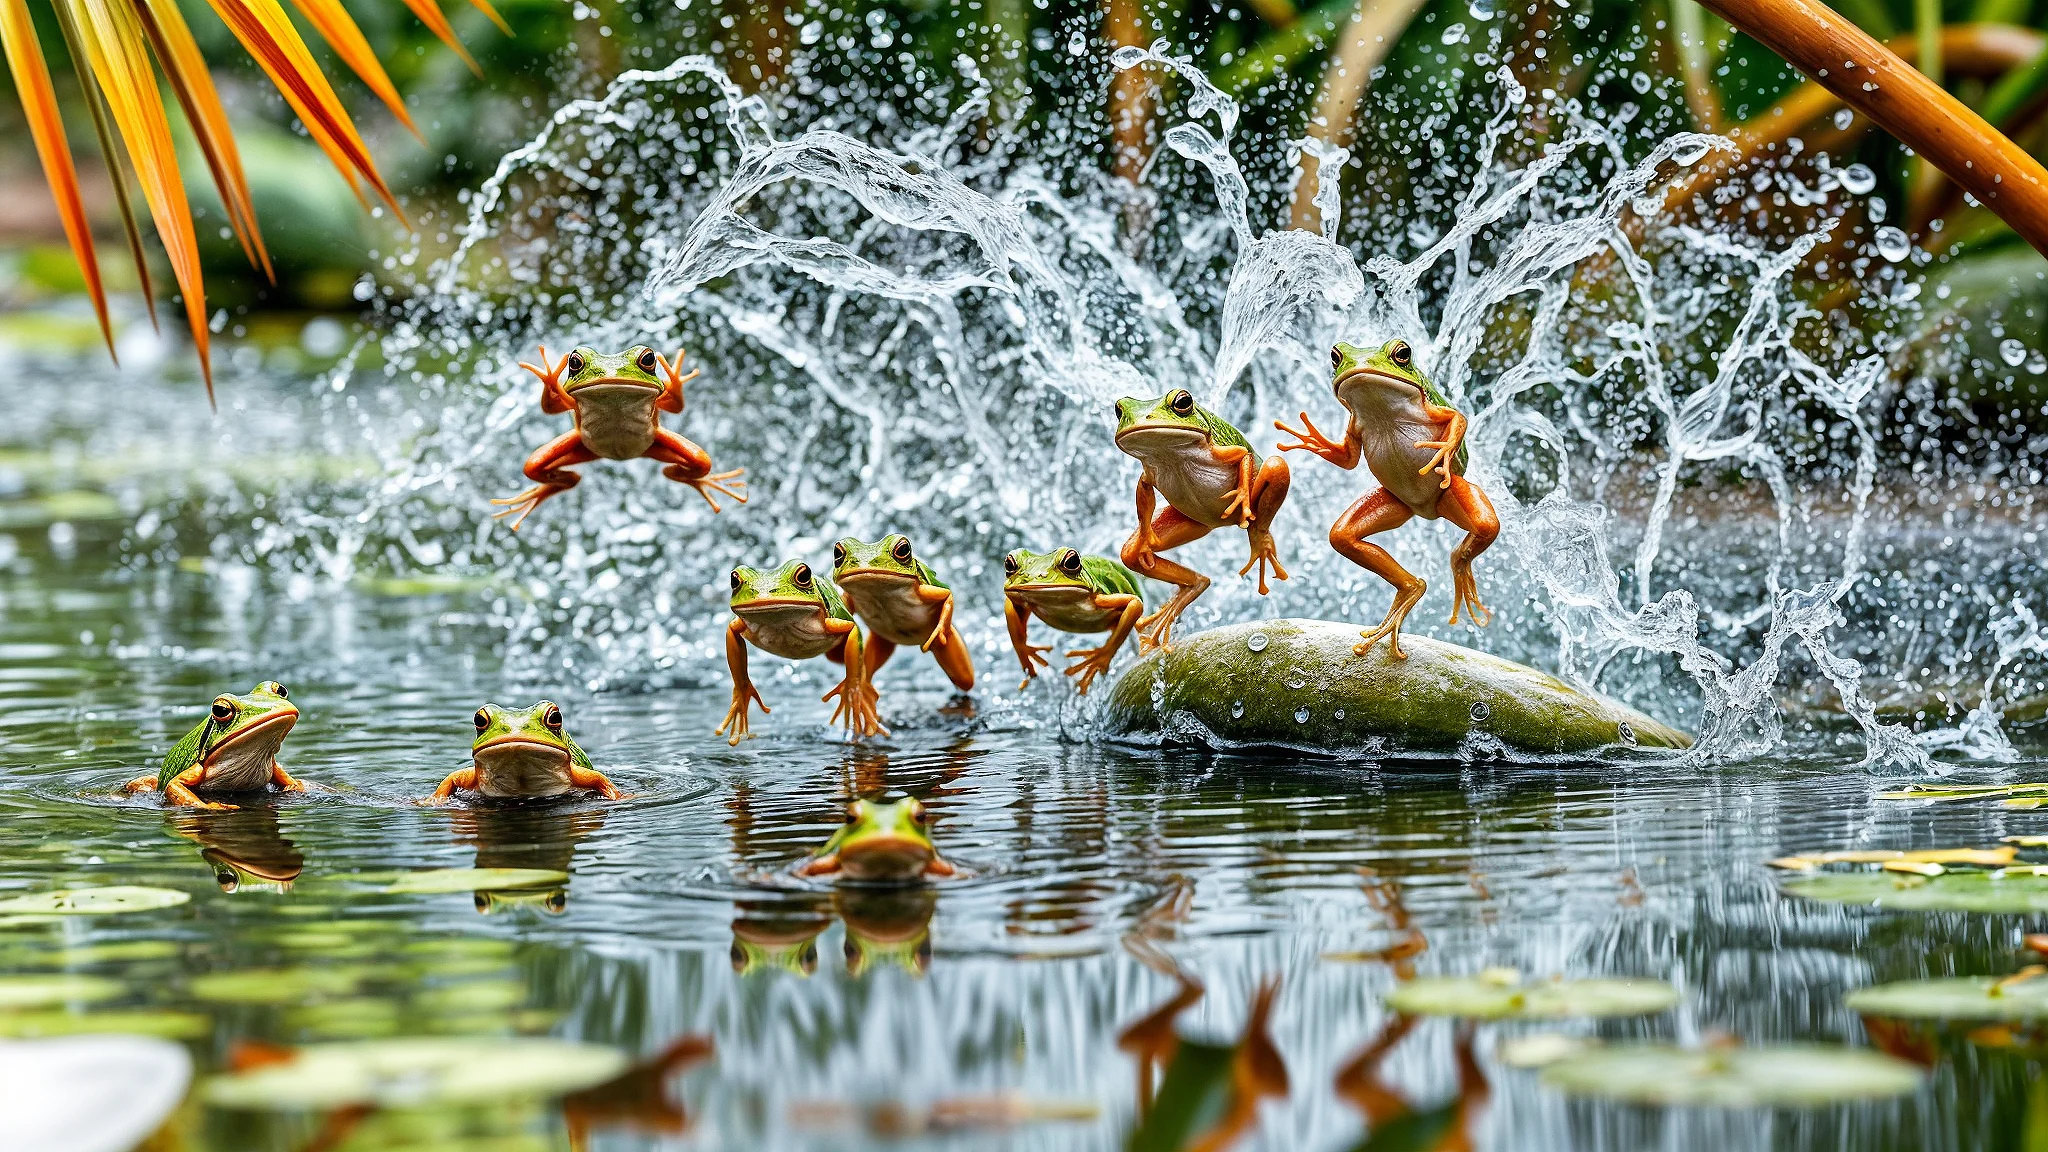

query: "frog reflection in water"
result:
(168, 808), (304, 893)
(830, 534), (975, 693)
(838, 888), (938, 976)
(430, 701), (621, 803)
(490, 344), (747, 530)
(719, 560), (884, 745)
(1114, 388), (1291, 651)
(123, 681), (305, 810)
(1002, 547), (1147, 695)
(798, 797), (955, 883)
(451, 805), (608, 915)
(1276, 339), (1499, 659)
(731, 894), (833, 977)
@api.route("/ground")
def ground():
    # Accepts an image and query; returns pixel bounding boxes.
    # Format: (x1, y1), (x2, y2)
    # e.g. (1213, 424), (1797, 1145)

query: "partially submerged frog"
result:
(719, 560), (884, 745)
(830, 534), (975, 692)
(491, 344), (747, 530)
(429, 701), (621, 802)
(1002, 546), (1146, 695)
(797, 797), (955, 883)
(1114, 389), (1291, 650)
(123, 681), (305, 810)
(1276, 339), (1499, 659)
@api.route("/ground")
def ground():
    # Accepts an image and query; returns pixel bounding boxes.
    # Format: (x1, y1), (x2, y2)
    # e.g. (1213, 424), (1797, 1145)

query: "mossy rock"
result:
(1102, 619), (1689, 756)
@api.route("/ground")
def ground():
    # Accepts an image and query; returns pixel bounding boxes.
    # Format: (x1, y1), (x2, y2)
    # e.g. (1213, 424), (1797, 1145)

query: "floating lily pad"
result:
(0, 887), (190, 916)
(203, 1037), (628, 1110)
(0, 1035), (190, 1152)
(1540, 1044), (1923, 1106)
(285, 997), (405, 1039)
(413, 980), (524, 1014)
(1880, 783), (2048, 807)
(1782, 870), (2048, 913)
(384, 869), (569, 895)
(1384, 972), (1679, 1019)
(189, 967), (367, 1005)
(25, 941), (181, 965)
(1497, 1033), (1598, 1069)
(0, 974), (122, 1008)
(1767, 847), (2017, 871)
(0, 1011), (211, 1039)
(1846, 976), (2048, 1021)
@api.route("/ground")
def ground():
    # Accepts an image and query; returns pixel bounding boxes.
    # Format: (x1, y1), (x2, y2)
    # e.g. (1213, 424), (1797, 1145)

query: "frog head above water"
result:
(798, 797), (955, 883)
(831, 534), (925, 587)
(141, 681), (301, 806)
(433, 701), (620, 802)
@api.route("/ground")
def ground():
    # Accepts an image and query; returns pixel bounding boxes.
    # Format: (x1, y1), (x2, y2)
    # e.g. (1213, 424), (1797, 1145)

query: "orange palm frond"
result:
(202, 0), (409, 224)
(0, 0), (113, 356)
(132, 0), (272, 281)
(394, 0), (481, 75)
(50, 0), (157, 330)
(285, 0), (422, 141)
(66, 0), (213, 400)
(465, 0), (510, 37)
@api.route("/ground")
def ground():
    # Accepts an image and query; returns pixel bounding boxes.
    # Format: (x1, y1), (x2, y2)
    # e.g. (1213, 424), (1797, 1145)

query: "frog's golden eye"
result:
(1058, 549), (1082, 575)
(260, 681), (287, 699)
(730, 569), (744, 591)
(1168, 390), (1195, 416)
(1004, 552), (1020, 576)
(636, 348), (658, 372)
(542, 704), (563, 731)
(213, 867), (239, 892)
(832, 542), (847, 567)
(474, 892), (491, 913)
(891, 537), (913, 564)
(793, 564), (813, 589)
(544, 890), (567, 914)
(566, 350), (586, 375)
(909, 801), (928, 825)
(473, 708), (490, 732)
(1330, 345), (1344, 370)
(211, 699), (236, 724)
(844, 804), (861, 825)
(728, 942), (748, 971)
(1389, 340), (1412, 367)
(799, 942), (818, 974)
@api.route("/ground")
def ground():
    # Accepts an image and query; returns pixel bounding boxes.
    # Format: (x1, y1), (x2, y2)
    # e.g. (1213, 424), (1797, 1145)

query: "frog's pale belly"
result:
(837, 574), (940, 647)
(1339, 378), (1452, 519)
(570, 384), (662, 459)
(738, 604), (844, 660)
(1120, 433), (1241, 527)
(1011, 586), (1120, 633)
(473, 741), (574, 798)
(196, 722), (292, 791)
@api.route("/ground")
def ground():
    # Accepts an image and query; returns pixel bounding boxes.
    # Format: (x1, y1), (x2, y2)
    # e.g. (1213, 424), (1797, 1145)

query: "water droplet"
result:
(1873, 226), (1910, 262)
(1440, 21), (1467, 45)
(1333, 708), (1345, 720)
(1617, 721), (1637, 746)
(1285, 675), (1307, 690)
(1246, 632), (1268, 653)
(2027, 351), (2046, 376)
(1867, 195), (1886, 224)
(1630, 72), (1651, 94)
(1293, 707), (1310, 724)
(1832, 108), (1854, 131)
(1470, 700), (1491, 722)
(1070, 29), (1089, 57)
(1469, 0), (1496, 17)
(1231, 700), (1244, 719)
(1840, 163), (1876, 195)
(799, 20), (823, 44)
(2000, 338), (2028, 367)
(1672, 141), (1710, 166)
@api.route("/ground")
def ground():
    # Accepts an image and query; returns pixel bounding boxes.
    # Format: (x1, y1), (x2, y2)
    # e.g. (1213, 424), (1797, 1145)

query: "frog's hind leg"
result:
(1123, 507), (1214, 653)
(1239, 455), (1292, 595)
(1439, 476), (1499, 628)
(492, 431), (597, 531)
(1330, 487), (1422, 660)
(269, 760), (307, 793)
(862, 635), (899, 682)
(928, 626), (977, 692)
(1064, 593), (1144, 695)
(822, 627), (888, 738)
(647, 428), (747, 512)
(163, 765), (236, 810)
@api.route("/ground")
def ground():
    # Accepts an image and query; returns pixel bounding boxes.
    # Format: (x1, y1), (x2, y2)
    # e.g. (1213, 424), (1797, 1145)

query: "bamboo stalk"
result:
(1695, 0), (2048, 259)
(1286, 0), (1426, 231)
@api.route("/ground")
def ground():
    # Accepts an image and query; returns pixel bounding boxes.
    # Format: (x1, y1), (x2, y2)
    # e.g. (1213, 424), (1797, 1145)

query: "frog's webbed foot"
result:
(1016, 641), (1053, 691)
(1220, 484), (1254, 528)
(1355, 582), (1427, 661)
(716, 685), (768, 746)
(823, 676), (888, 739)
(1137, 607), (1182, 654)
(1238, 529), (1289, 596)
(681, 468), (748, 513)
(490, 485), (561, 532)
(121, 775), (159, 795)
(1449, 565), (1493, 628)
(1275, 413), (1344, 460)
(1063, 645), (1118, 696)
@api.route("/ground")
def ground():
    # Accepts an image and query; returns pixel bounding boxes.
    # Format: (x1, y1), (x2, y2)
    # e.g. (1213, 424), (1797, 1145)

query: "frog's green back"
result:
(156, 717), (209, 789)
(1198, 405), (1253, 456)
(1082, 555), (1144, 605)
(565, 733), (595, 774)
(914, 559), (947, 591)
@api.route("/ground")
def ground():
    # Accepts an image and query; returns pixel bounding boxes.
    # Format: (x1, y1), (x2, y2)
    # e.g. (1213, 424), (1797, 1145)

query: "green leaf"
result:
(1383, 975), (1679, 1020)
(0, 886), (191, 916)
(1541, 1044), (1923, 1105)
(1349, 1102), (1459, 1152)
(384, 868), (568, 895)
(1846, 976), (2048, 1021)
(1783, 870), (2048, 913)
(203, 1037), (627, 1110)
(0, 973), (122, 1008)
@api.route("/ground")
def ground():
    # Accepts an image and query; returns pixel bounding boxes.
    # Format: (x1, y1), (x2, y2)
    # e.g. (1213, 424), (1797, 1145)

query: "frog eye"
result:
(1004, 552), (1020, 577)
(799, 941), (818, 974)
(1331, 345), (1344, 370)
(636, 347), (658, 372)
(832, 542), (847, 566)
(544, 890), (567, 914)
(891, 537), (913, 563)
(260, 681), (287, 699)
(213, 867), (239, 892)
(1168, 390), (1195, 416)
(474, 892), (492, 913)
(1389, 340), (1412, 367)
(909, 801), (928, 825)
(1058, 549), (1082, 575)
(728, 942), (748, 971)
(211, 699), (236, 724)
(473, 708), (490, 732)
(730, 569), (744, 591)
(844, 804), (861, 825)
(793, 564), (813, 589)
(542, 704), (563, 731)
(565, 350), (586, 375)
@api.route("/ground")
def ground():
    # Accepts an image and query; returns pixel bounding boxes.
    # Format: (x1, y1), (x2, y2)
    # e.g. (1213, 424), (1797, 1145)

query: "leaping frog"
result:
(830, 534), (975, 693)
(1002, 546), (1147, 695)
(1114, 389), (1290, 651)
(491, 344), (747, 530)
(1275, 339), (1499, 659)
(719, 560), (885, 745)
(123, 681), (306, 810)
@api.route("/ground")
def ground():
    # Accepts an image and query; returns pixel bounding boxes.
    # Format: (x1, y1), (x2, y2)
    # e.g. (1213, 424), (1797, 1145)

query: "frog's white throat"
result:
(1114, 423), (1207, 456)
(1335, 368), (1425, 408)
(472, 736), (574, 798)
(200, 711), (296, 791)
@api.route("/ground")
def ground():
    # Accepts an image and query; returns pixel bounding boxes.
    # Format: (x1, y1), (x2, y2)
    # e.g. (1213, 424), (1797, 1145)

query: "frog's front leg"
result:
(491, 430), (598, 531)
(1439, 476), (1499, 627)
(1238, 454), (1292, 595)
(822, 623), (887, 738)
(517, 345), (573, 414)
(716, 618), (770, 746)
(1005, 595), (1053, 690)
(567, 765), (622, 799)
(1330, 487), (1423, 660)
(1414, 404), (1467, 489)
(163, 765), (236, 811)
(647, 429), (747, 513)
(654, 347), (699, 414)
(269, 760), (307, 793)
(1274, 411), (1362, 468)
(1062, 593), (1143, 695)
(916, 585), (975, 690)
(428, 767), (479, 803)
(1121, 505), (1213, 653)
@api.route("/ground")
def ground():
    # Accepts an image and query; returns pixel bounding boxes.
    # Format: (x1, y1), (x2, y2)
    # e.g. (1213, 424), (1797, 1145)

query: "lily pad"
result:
(0, 1035), (190, 1152)
(1540, 1044), (1923, 1106)
(413, 980), (524, 1014)
(0, 974), (122, 1009)
(0, 887), (190, 916)
(1497, 1033), (1599, 1069)
(203, 1037), (629, 1110)
(1782, 870), (2048, 913)
(1384, 972), (1679, 1019)
(0, 1011), (211, 1039)
(24, 941), (181, 965)
(1846, 976), (2048, 1021)
(1766, 847), (2017, 870)
(189, 967), (367, 1005)
(285, 998), (404, 1039)
(384, 869), (569, 895)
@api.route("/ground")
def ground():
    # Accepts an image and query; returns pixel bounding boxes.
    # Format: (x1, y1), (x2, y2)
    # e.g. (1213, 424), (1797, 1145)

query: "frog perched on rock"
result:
(1276, 339), (1499, 659)
(491, 344), (746, 530)
(797, 797), (954, 883)
(1002, 547), (1147, 695)
(719, 560), (884, 745)
(123, 682), (306, 810)
(1114, 389), (1290, 651)
(830, 534), (974, 693)
(429, 701), (621, 802)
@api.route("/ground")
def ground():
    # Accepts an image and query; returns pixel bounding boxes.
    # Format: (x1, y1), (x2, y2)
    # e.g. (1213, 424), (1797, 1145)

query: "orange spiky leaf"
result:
(465, 0), (510, 37)
(394, 0), (480, 75)
(51, 0), (157, 330)
(284, 0), (422, 142)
